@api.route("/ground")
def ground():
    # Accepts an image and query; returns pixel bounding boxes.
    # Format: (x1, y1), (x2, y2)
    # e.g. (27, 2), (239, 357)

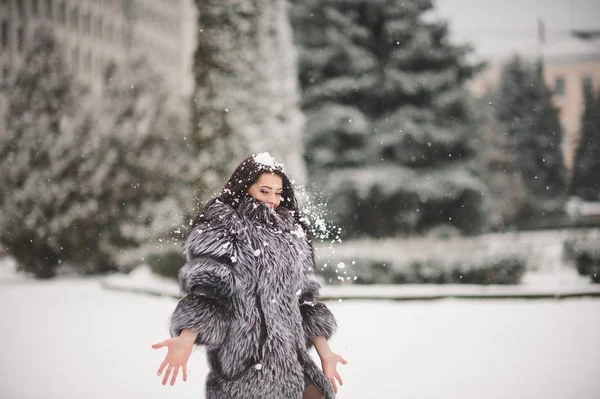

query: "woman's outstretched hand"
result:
(320, 351), (348, 393)
(151, 329), (197, 386)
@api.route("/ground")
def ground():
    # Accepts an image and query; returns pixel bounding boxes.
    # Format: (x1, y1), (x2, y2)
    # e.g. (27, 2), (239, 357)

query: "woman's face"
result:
(248, 172), (283, 209)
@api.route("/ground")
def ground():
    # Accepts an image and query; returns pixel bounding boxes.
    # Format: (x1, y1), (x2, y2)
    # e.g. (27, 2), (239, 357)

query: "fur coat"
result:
(169, 197), (337, 399)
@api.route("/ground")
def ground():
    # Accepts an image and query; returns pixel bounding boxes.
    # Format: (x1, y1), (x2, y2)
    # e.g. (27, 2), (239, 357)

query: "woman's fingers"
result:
(170, 366), (179, 386)
(182, 364), (188, 382)
(340, 356), (348, 365)
(162, 364), (174, 386)
(335, 372), (343, 386)
(157, 358), (169, 376)
(331, 378), (338, 393)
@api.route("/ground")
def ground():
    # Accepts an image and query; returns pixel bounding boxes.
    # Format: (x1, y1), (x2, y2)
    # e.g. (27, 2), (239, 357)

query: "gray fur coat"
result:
(169, 197), (337, 399)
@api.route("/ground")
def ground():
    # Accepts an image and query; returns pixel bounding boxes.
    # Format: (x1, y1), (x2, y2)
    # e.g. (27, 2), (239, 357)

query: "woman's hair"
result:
(192, 154), (310, 235)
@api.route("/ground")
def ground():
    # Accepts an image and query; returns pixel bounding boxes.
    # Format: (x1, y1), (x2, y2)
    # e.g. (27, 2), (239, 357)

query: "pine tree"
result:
(0, 27), (79, 277)
(87, 55), (195, 258)
(571, 85), (600, 201)
(291, 0), (486, 237)
(478, 99), (527, 231)
(494, 56), (567, 216)
(0, 28), (191, 277)
(190, 0), (306, 204)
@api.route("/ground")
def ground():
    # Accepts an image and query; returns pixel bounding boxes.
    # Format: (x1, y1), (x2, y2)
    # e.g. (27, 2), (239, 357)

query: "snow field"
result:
(0, 278), (599, 399)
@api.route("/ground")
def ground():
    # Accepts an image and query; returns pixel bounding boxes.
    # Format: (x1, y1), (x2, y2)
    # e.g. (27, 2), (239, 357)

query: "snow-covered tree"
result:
(91, 55), (196, 252)
(0, 27), (80, 277)
(0, 27), (192, 277)
(190, 0), (306, 203)
(494, 56), (567, 216)
(570, 85), (600, 201)
(477, 100), (527, 231)
(291, 0), (486, 237)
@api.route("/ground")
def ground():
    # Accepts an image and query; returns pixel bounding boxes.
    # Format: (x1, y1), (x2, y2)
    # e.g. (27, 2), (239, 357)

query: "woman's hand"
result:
(320, 351), (348, 393)
(151, 329), (198, 386)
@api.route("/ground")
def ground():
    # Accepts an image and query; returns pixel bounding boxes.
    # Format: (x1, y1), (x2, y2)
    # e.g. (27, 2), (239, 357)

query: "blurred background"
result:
(0, 1), (599, 398)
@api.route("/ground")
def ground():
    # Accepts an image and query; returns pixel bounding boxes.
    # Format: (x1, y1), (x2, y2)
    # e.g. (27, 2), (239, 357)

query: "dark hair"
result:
(192, 155), (310, 235)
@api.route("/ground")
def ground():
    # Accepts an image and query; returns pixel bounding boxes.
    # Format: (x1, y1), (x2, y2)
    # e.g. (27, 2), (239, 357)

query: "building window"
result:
(32, 0), (39, 17)
(72, 46), (79, 73)
(16, 0), (25, 19)
(82, 50), (92, 75)
(88, 51), (93, 75)
(582, 75), (594, 95)
(82, 13), (90, 35)
(71, 7), (78, 30)
(58, 1), (66, 24)
(46, 0), (53, 19)
(16, 26), (24, 52)
(104, 22), (111, 42)
(95, 16), (103, 38)
(554, 76), (565, 96)
(1, 20), (8, 49)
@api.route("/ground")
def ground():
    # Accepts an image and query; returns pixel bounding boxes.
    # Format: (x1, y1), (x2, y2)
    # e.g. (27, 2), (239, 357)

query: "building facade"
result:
(470, 31), (600, 174)
(0, 0), (196, 134)
(542, 32), (600, 172)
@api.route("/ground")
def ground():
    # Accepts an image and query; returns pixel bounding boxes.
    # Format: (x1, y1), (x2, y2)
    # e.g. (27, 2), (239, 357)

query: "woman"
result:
(152, 153), (346, 399)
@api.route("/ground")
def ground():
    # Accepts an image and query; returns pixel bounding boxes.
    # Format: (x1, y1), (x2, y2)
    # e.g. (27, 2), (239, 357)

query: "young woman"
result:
(152, 153), (346, 399)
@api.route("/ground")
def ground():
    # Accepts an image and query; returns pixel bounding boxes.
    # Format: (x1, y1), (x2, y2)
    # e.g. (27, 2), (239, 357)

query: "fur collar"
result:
(204, 196), (296, 232)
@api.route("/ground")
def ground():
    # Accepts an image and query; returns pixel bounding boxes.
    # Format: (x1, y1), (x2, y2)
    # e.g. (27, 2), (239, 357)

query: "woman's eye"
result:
(260, 189), (269, 194)
(276, 192), (282, 197)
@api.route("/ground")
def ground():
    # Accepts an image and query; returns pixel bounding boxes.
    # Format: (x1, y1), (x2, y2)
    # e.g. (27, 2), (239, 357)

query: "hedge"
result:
(563, 238), (600, 283)
(317, 251), (527, 285)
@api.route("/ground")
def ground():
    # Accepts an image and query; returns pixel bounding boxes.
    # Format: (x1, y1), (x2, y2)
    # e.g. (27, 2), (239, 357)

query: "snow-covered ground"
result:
(1, 273), (599, 399)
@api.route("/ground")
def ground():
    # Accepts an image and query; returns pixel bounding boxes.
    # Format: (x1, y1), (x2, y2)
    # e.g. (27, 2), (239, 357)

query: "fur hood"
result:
(169, 197), (337, 399)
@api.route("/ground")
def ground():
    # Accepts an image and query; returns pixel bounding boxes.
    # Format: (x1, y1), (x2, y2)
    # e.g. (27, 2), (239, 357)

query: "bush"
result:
(317, 250), (527, 285)
(563, 238), (600, 283)
(146, 250), (186, 280)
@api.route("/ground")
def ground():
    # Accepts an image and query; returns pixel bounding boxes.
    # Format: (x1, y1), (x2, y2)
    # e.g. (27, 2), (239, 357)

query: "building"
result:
(469, 30), (600, 174)
(542, 31), (600, 171)
(0, 0), (196, 134)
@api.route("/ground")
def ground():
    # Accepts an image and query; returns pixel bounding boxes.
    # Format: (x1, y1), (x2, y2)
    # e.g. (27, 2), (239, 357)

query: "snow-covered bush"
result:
(563, 237), (600, 283)
(318, 252), (526, 285)
(315, 237), (528, 285)
(0, 28), (193, 278)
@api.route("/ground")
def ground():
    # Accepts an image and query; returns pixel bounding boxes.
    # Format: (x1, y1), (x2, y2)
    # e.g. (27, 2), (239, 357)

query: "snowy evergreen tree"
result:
(93, 55), (196, 252)
(190, 0), (306, 204)
(494, 56), (567, 216)
(0, 27), (80, 277)
(570, 86), (600, 201)
(0, 27), (191, 278)
(477, 100), (527, 231)
(291, 0), (486, 237)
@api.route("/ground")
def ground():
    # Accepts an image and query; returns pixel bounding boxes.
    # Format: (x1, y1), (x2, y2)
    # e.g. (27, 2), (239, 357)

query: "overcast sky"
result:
(432, 0), (600, 60)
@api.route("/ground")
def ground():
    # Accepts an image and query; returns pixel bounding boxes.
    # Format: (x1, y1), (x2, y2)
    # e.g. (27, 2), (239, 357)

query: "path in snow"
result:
(0, 278), (599, 399)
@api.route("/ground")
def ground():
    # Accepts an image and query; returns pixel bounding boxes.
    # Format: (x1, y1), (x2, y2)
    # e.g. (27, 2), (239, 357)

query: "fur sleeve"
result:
(298, 244), (337, 348)
(169, 217), (237, 349)
(169, 294), (231, 349)
(178, 256), (235, 298)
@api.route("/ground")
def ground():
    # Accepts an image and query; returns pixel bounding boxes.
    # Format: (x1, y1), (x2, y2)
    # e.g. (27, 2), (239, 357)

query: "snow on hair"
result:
(253, 152), (284, 170)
